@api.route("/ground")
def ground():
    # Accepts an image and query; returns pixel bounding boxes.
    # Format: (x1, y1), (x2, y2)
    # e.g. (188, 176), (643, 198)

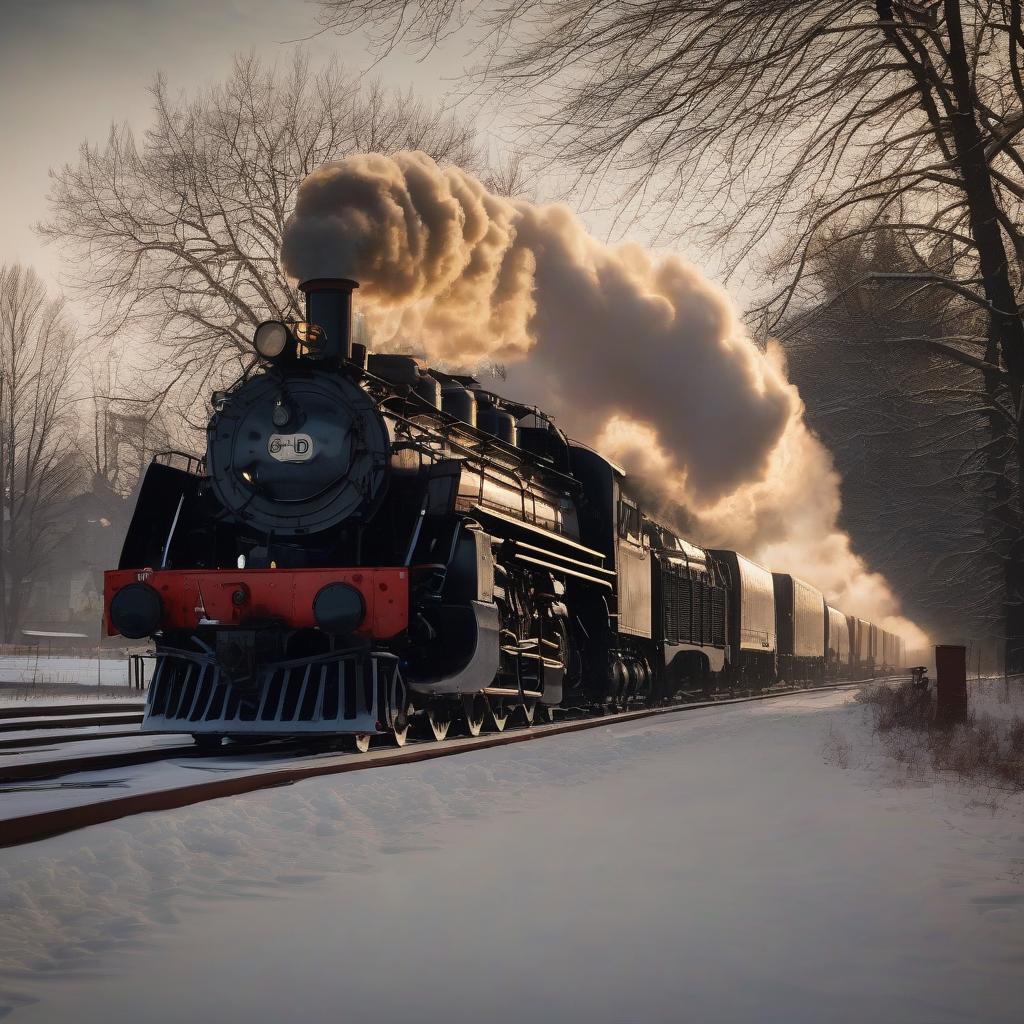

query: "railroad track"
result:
(0, 701), (145, 719)
(0, 711), (143, 734)
(0, 677), (896, 849)
(0, 704), (146, 755)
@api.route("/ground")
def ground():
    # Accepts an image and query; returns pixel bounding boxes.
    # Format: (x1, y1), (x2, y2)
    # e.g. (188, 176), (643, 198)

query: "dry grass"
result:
(857, 681), (1024, 791)
(0, 682), (144, 703)
(821, 723), (853, 769)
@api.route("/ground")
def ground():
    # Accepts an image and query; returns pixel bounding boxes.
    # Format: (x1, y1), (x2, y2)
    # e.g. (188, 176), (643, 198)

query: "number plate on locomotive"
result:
(268, 433), (314, 462)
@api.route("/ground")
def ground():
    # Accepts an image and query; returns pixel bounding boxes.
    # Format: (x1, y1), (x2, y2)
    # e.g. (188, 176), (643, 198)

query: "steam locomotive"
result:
(103, 279), (906, 747)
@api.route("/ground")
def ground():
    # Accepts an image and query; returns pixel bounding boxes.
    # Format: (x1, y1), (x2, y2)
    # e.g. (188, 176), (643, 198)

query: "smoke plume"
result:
(282, 151), (926, 646)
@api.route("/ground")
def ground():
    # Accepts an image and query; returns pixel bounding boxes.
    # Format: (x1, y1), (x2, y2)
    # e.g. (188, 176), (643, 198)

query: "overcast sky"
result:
(0, 0), (470, 290)
(0, 0), (731, 319)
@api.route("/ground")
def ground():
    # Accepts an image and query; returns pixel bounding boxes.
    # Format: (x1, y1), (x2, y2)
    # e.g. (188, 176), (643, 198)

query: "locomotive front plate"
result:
(268, 433), (315, 462)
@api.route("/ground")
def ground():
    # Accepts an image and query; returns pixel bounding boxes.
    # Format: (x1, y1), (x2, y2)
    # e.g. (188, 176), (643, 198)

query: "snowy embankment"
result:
(0, 654), (151, 698)
(1, 688), (1022, 1023)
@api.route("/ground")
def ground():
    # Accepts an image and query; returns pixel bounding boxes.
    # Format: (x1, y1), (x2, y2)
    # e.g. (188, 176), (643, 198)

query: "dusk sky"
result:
(0, 0), (470, 291)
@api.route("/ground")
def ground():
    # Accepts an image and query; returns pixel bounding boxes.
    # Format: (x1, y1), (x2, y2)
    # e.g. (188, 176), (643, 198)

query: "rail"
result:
(0, 676), (901, 848)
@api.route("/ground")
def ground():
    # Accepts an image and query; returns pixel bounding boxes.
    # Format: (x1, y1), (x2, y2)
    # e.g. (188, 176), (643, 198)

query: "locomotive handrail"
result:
(389, 404), (564, 481)
(511, 551), (613, 589)
(154, 450), (206, 476)
(508, 539), (614, 575)
(389, 413), (580, 537)
(470, 504), (606, 561)
(369, 373), (581, 491)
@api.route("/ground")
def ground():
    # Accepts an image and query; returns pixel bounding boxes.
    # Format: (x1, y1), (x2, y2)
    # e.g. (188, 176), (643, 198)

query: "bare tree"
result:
(0, 265), (84, 641)
(319, 3), (1024, 351)
(482, 150), (535, 200)
(40, 51), (480, 428)
(320, 0), (1024, 668)
(782, 227), (1007, 663)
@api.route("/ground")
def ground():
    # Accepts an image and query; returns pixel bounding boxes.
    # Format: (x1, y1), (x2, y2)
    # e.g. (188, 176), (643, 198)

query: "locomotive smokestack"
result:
(300, 278), (358, 363)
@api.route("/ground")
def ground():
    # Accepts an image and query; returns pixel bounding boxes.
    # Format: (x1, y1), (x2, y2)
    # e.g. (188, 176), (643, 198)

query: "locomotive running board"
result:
(143, 647), (402, 735)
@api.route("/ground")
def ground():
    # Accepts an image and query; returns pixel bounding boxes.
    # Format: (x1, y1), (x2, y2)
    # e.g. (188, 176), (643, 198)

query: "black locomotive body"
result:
(104, 279), (905, 745)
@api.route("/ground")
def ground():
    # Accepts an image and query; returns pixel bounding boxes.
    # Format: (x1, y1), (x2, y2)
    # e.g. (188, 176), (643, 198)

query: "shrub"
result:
(821, 723), (852, 769)
(857, 680), (933, 732)
(857, 684), (1024, 792)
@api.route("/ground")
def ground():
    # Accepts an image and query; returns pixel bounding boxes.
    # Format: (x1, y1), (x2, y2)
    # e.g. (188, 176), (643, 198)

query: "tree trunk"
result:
(0, 370), (5, 645)
(1007, 420), (1024, 673)
(944, 0), (1024, 670)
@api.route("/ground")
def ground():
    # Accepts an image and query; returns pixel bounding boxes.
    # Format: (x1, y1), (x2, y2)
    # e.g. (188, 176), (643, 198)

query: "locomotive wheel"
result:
(520, 700), (536, 726)
(536, 704), (554, 724)
(427, 703), (452, 742)
(488, 698), (509, 732)
(462, 694), (487, 737)
(391, 710), (411, 747)
(349, 733), (372, 753)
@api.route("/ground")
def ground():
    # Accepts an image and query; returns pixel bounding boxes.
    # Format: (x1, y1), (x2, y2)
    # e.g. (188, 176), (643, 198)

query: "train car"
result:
(569, 449), (729, 703)
(890, 632), (905, 672)
(846, 615), (859, 674)
(708, 550), (777, 687)
(868, 624), (881, 675)
(854, 618), (871, 675)
(825, 605), (851, 679)
(881, 630), (894, 672)
(567, 444), (683, 708)
(772, 573), (825, 682)
(647, 523), (728, 694)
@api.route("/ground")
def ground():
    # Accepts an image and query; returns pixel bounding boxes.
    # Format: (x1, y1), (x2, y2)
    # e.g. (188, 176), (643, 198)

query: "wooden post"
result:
(935, 644), (968, 726)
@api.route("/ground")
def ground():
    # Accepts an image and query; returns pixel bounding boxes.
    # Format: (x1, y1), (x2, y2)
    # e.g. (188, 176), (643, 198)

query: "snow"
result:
(0, 654), (152, 689)
(0, 688), (1021, 1022)
(0, 732), (189, 774)
(0, 693), (144, 709)
(967, 675), (1024, 719)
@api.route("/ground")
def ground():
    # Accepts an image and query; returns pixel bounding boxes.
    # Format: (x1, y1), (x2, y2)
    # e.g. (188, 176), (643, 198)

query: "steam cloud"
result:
(282, 151), (926, 646)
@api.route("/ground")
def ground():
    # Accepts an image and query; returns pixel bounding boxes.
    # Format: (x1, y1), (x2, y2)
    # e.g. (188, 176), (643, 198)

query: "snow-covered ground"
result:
(0, 688), (1021, 1023)
(0, 692), (144, 708)
(0, 653), (151, 689)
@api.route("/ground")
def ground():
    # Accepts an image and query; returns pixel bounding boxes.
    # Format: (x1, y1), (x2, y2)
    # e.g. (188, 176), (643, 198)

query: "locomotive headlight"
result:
(313, 583), (365, 635)
(109, 583), (163, 639)
(253, 320), (290, 359)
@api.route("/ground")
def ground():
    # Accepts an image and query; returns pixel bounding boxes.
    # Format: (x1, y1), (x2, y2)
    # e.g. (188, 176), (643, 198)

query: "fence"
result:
(0, 646), (154, 689)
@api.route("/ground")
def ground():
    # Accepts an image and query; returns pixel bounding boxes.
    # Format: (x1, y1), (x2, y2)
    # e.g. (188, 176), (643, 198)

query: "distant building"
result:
(21, 481), (130, 642)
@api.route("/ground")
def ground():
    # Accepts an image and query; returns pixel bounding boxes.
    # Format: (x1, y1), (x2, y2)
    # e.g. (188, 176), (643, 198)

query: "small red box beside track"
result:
(103, 567), (409, 639)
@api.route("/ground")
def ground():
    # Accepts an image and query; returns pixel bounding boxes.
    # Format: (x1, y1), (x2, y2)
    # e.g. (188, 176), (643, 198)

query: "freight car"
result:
(771, 573), (826, 683)
(707, 550), (776, 688)
(104, 278), (905, 746)
(825, 605), (851, 680)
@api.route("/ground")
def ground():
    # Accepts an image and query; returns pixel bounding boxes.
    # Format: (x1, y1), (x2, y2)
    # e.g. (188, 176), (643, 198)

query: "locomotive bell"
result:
(272, 395), (291, 427)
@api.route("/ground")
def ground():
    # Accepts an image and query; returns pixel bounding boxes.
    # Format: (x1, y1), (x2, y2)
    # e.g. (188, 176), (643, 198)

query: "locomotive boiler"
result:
(104, 278), (907, 747)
